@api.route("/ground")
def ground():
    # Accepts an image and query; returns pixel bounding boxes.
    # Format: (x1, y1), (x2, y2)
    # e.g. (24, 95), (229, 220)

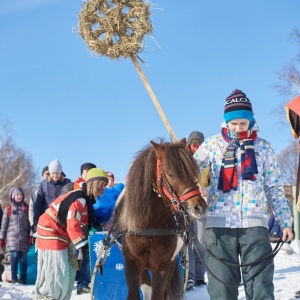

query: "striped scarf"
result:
(218, 128), (258, 193)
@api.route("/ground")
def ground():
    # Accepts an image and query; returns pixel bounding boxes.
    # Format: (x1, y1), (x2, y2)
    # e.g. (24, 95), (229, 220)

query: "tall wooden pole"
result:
(131, 55), (177, 142)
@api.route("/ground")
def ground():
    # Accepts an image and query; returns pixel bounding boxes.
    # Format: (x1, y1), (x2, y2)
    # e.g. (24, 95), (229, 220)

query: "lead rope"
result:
(189, 228), (284, 287)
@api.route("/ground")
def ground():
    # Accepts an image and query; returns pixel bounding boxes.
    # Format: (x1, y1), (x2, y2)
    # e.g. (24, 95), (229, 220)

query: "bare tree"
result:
(273, 28), (300, 125)
(275, 28), (300, 97)
(276, 139), (298, 185)
(0, 121), (36, 208)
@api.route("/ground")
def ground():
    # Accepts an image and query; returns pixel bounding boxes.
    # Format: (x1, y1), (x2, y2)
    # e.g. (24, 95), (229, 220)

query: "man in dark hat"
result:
(28, 166), (49, 228)
(185, 131), (207, 291)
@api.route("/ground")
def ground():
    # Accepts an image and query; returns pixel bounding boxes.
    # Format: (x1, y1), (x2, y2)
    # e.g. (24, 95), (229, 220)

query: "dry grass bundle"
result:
(78, 0), (153, 59)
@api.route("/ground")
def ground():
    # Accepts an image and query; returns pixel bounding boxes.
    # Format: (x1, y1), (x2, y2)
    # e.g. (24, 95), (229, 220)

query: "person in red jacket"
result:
(35, 168), (108, 300)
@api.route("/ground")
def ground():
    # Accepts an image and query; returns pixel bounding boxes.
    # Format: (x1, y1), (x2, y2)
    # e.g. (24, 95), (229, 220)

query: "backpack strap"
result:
(7, 203), (29, 218)
(6, 205), (11, 218)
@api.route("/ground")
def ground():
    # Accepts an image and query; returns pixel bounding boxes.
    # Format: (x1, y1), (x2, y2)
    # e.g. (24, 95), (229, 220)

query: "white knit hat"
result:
(48, 159), (62, 173)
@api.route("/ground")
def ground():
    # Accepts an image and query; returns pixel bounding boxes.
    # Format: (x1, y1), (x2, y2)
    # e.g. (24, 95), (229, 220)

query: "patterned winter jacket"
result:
(0, 203), (31, 252)
(194, 126), (292, 230)
(36, 190), (89, 251)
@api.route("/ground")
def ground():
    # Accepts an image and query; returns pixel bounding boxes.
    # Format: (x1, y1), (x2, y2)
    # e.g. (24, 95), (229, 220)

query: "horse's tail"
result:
(169, 259), (184, 300)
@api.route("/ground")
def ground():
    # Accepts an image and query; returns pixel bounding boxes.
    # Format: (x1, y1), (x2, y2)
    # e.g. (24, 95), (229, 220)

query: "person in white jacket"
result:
(194, 89), (293, 300)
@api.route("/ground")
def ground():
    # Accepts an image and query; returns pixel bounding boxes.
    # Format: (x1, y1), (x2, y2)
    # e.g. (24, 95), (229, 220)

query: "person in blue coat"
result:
(93, 171), (125, 230)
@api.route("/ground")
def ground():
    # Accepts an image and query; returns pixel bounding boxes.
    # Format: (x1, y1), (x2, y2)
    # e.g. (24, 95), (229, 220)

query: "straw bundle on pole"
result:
(78, 0), (177, 142)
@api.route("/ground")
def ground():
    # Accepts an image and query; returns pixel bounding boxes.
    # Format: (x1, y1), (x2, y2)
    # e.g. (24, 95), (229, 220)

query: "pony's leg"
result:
(150, 266), (170, 300)
(140, 269), (152, 300)
(151, 260), (183, 300)
(122, 238), (143, 300)
(164, 259), (182, 300)
(123, 259), (142, 300)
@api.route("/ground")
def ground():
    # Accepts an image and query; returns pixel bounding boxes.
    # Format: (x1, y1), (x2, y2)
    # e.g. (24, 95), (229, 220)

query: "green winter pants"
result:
(205, 227), (274, 300)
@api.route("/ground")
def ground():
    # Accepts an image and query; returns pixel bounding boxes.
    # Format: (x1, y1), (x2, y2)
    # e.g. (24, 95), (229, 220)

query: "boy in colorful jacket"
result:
(194, 89), (293, 300)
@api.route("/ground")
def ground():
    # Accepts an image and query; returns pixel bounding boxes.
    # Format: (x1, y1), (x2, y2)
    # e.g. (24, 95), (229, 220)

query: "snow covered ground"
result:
(0, 240), (300, 300)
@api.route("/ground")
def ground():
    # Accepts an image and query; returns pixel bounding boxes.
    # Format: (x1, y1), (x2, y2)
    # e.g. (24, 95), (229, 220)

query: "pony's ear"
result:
(150, 141), (166, 160)
(179, 138), (186, 146)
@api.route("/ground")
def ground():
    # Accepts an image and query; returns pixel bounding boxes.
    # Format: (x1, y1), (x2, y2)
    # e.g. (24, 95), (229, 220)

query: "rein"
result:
(156, 158), (200, 212)
(187, 223), (285, 287)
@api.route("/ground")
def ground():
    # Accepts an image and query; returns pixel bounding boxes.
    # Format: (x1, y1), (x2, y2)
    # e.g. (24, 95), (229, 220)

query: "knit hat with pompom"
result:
(224, 89), (254, 126)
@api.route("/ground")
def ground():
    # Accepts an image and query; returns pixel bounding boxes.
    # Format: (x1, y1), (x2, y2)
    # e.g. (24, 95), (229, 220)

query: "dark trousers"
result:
(10, 251), (27, 282)
(0, 253), (4, 281)
(188, 219), (206, 281)
(205, 227), (274, 300)
(76, 246), (91, 289)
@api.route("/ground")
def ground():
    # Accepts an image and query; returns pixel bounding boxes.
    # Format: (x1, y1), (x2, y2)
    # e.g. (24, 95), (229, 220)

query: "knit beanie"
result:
(48, 159), (62, 173)
(186, 131), (204, 149)
(80, 163), (97, 175)
(9, 187), (24, 202)
(85, 168), (108, 185)
(42, 166), (49, 176)
(224, 89), (254, 125)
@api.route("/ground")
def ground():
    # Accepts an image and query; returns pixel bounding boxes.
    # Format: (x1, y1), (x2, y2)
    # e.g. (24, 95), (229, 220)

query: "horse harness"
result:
(155, 158), (201, 214)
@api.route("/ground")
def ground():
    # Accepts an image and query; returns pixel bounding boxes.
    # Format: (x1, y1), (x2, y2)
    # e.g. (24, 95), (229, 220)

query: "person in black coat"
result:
(0, 201), (3, 281)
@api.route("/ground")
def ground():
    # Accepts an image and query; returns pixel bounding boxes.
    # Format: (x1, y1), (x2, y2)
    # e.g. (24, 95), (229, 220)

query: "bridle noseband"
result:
(155, 158), (200, 213)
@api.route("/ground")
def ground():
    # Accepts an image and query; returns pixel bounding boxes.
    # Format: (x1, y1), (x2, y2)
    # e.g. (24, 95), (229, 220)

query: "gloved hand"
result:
(0, 239), (5, 250)
(28, 236), (34, 246)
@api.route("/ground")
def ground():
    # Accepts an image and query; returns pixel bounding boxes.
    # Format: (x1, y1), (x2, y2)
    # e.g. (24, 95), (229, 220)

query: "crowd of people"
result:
(0, 89), (295, 300)
(0, 160), (124, 299)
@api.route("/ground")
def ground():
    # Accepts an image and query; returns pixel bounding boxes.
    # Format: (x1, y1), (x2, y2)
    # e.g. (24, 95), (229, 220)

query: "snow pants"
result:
(35, 248), (77, 300)
(205, 227), (274, 300)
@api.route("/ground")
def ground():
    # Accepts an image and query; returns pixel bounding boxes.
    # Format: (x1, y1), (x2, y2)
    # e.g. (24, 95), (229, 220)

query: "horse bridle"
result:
(156, 158), (200, 213)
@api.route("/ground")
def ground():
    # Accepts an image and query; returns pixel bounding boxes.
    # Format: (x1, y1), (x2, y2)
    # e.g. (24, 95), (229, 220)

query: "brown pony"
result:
(112, 139), (207, 300)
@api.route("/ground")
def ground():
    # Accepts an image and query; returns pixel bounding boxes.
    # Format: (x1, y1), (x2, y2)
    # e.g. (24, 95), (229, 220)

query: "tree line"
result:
(0, 121), (36, 208)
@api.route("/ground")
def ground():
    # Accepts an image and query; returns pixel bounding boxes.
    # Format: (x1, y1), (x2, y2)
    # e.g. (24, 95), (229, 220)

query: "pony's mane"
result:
(118, 140), (199, 232)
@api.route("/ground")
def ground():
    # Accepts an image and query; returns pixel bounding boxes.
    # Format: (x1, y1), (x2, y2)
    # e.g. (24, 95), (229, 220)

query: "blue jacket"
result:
(94, 183), (125, 224)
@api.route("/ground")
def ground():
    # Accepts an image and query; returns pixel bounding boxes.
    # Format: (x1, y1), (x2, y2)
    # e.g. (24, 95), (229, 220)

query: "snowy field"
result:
(0, 240), (300, 300)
